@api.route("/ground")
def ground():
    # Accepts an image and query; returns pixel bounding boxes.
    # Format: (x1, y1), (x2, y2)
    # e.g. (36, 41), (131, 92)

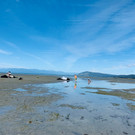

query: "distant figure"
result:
(6, 71), (11, 78)
(88, 78), (91, 85)
(74, 74), (77, 81)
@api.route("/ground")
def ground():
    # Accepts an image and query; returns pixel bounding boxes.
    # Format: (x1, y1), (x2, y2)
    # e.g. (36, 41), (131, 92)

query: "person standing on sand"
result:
(74, 74), (77, 81)
(6, 71), (11, 78)
(88, 78), (91, 84)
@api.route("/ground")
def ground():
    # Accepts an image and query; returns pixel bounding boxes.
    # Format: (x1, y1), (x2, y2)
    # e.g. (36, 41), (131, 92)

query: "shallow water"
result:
(0, 106), (14, 115)
(0, 78), (135, 135)
(36, 78), (135, 135)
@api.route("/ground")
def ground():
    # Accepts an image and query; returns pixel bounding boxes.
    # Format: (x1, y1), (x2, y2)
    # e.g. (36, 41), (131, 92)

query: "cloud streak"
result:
(0, 63), (25, 69)
(2, 40), (55, 69)
(16, 0), (20, 2)
(24, 53), (55, 69)
(3, 40), (20, 50)
(0, 49), (12, 55)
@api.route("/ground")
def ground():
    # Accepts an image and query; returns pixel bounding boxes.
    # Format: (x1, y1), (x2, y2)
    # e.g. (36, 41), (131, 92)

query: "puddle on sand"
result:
(0, 106), (13, 115)
(14, 88), (27, 92)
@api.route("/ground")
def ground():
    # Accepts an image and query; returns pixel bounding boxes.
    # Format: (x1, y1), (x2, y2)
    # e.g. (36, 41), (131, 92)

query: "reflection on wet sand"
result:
(74, 81), (77, 89)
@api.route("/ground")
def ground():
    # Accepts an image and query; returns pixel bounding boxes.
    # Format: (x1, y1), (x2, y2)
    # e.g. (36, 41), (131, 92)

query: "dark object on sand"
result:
(57, 77), (70, 81)
(19, 77), (23, 80)
(65, 113), (70, 120)
(1, 75), (8, 78)
(1, 75), (16, 78)
(12, 75), (16, 78)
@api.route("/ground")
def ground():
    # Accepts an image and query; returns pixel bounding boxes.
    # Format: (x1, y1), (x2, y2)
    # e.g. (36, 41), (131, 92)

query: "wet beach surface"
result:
(0, 77), (135, 135)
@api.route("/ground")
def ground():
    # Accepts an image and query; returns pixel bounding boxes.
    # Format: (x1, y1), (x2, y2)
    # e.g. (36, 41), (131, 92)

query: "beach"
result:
(0, 74), (64, 135)
(0, 75), (135, 135)
(0, 74), (59, 90)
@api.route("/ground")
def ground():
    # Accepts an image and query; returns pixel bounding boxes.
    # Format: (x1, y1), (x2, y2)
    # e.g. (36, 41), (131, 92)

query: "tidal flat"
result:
(0, 76), (135, 135)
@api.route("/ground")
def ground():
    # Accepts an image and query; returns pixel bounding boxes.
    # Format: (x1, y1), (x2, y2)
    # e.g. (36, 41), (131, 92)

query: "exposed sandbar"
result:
(0, 74), (59, 90)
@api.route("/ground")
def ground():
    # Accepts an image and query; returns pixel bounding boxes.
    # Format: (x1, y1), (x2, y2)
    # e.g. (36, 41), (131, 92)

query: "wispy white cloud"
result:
(16, 0), (20, 2)
(0, 49), (12, 55)
(24, 53), (55, 69)
(30, 35), (63, 46)
(2, 39), (55, 69)
(63, 0), (135, 69)
(127, 64), (135, 67)
(64, 55), (80, 70)
(3, 40), (20, 50)
(100, 58), (135, 74)
(0, 63), (25, 69)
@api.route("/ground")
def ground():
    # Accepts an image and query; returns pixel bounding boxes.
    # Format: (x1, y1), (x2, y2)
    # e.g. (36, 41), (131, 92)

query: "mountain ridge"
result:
(0, 68), (74, 75)
(78, 71), (135, 79)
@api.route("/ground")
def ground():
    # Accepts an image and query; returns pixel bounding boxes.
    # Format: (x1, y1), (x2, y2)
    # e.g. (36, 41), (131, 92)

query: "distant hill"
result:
(116, 74), (135, 79)
(78, 71), (135, 79)
(78, 71), (115, 77)
(0, 68), (74, 76)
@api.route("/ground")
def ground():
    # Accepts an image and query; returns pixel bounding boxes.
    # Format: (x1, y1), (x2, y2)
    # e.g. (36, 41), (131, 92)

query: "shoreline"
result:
(1, 73), (135, 90)
(79, 76), (135, 83)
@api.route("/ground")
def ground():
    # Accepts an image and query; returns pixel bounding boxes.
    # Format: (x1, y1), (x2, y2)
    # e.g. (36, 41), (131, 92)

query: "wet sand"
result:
(0, 74), (59, 90)
(0, 75), (65, 135)
(0, 76), (135, 135)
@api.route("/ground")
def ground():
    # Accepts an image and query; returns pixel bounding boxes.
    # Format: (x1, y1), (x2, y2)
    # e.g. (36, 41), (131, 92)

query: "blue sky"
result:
(0, 0), (135, 74)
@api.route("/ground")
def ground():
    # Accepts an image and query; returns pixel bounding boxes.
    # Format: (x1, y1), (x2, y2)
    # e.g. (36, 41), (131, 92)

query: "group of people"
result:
(74, 74), (91, 89)
(0, 71), (14, 78)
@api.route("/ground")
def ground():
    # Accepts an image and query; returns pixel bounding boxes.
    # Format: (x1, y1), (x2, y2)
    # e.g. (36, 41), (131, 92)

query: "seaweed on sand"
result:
(127, 103), (135, 111)
(81, 87), (107, 90)
(89, 90), (135, 101)
(47, 112), (61, 121)
(59, 104), (85, 109)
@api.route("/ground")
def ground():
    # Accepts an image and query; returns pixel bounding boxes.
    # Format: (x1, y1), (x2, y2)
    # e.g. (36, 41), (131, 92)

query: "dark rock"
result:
(80, 116), (84, 120)
(65, 113), (70, 120)
(19, 77), (23, 80)
(1, 75), (8, 78)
